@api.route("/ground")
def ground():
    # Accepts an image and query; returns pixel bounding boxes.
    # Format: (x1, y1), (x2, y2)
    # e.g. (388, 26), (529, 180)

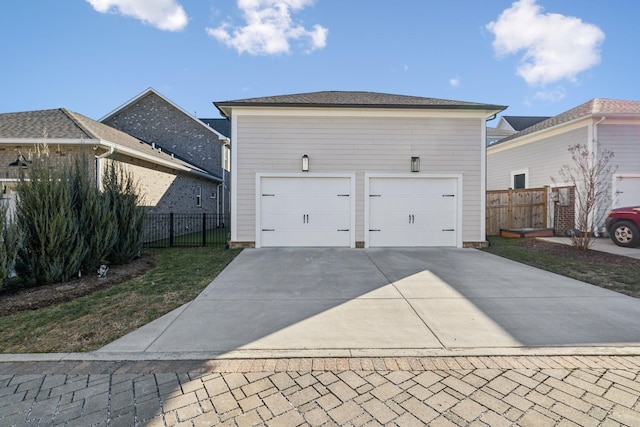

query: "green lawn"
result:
(0, 246), (241, 353)
(481, 236), (640, 297)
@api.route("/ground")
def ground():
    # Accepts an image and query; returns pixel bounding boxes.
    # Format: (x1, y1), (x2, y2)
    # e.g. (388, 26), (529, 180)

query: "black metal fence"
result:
(143, 213), (230, 248)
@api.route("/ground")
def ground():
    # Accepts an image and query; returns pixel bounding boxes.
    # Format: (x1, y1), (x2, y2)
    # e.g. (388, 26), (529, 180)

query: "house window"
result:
(513, 173), (526, 189)
(196, 185), (202, 207)
(222, 145), (230, 172)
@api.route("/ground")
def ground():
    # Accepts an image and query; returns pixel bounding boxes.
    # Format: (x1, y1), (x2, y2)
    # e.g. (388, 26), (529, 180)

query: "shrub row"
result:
(0, 153), (145, 289)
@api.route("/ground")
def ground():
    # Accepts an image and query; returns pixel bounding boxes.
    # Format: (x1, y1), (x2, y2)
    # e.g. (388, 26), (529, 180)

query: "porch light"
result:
(411, 156), (420, 172)
(302, 154), (309, 172)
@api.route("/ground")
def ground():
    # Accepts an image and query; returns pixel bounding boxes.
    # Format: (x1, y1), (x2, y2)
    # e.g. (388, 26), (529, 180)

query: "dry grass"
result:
(0, 247), (241, 353)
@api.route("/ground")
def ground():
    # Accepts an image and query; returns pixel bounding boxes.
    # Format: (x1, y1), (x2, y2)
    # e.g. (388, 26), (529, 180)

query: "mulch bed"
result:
(517, 238), (640, 267)
(0, 254), (157, 317)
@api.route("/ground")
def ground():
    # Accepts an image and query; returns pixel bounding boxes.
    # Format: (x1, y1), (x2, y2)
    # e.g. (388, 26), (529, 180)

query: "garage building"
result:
(214, 91), (505, 248)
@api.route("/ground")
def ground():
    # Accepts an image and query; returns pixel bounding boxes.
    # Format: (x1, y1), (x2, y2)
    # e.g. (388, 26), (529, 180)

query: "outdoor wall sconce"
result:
(8, 154), (31, 168)
(302, 154), (309, 172)
(411, 156), (420, 172)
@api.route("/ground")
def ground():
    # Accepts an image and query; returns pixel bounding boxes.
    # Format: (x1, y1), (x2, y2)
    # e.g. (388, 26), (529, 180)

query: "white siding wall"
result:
(599, 124), (640, 174)
(235, 114), (484, 244)
(487, 127), (587, 190)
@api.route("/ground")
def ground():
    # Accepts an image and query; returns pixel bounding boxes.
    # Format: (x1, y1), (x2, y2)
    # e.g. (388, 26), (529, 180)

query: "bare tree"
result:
(555, 143), (616, 250)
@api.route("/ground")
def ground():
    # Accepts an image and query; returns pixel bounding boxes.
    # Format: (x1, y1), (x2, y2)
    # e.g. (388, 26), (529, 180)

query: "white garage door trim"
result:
(612, 173), (640, 208)
(256, 173), (356, 248)
(364, 173), (463, 248)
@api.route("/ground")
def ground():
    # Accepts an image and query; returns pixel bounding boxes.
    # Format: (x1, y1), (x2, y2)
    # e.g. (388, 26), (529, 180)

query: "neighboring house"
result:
(101, 88), (230, 216)
(487, 127), (515, 146)
(0, 108), (221, 215)
(496, 115), (550, 131)
(214, 91), (506, 248)
(487, 98), (640, 233)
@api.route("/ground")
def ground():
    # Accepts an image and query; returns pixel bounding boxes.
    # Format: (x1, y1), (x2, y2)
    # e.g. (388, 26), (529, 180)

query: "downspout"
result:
(483, 113), (498, 243)
(592, 117), (606, 235)
(95, 145), (115, 190)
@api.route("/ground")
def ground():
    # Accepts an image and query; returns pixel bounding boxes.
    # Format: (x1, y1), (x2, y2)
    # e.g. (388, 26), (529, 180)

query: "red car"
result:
(605, 206), (640, 248)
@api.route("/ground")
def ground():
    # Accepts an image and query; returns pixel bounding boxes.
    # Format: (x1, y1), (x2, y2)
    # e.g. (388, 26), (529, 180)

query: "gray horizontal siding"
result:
(599, 124), (640, 174)
(487, 127), (587, 190)
(235, 115), (485, 244)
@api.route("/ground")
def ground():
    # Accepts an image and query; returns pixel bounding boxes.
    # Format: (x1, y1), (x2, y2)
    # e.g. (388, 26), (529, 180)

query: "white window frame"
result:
(510, 169), (529, 189)
(196, 185), (202, 207)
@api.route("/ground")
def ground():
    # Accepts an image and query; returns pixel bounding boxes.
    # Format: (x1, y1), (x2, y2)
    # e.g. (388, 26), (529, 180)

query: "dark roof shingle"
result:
(0, 108), (218, 179)
(501, 116), (551, 131)
(215, 91), (506, 117)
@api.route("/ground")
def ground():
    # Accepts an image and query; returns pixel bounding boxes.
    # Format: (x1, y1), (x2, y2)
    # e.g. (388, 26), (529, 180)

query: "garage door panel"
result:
(615, 176), (640, 208)
(260, 177), (352, 247)
(368, 177), (458, 247)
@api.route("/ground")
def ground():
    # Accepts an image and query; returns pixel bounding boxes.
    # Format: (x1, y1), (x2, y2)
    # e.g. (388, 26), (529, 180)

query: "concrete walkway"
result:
(2, 247), (640, 426)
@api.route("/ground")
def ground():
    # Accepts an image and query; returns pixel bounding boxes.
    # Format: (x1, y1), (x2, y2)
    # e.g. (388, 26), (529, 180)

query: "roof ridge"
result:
(60, 108), (99, 140)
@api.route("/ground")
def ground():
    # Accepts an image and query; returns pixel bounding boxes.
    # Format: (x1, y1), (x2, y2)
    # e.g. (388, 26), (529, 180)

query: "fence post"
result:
(202, 213), (207, 247)
(169, 212), (174, 247)
(507, 189), (513, 229)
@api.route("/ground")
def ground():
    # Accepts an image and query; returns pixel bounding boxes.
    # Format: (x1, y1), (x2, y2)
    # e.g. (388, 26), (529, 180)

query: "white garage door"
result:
(368, 177), (458, 247)
(260, 177), (352, 247)
(614, 175), (640, 208)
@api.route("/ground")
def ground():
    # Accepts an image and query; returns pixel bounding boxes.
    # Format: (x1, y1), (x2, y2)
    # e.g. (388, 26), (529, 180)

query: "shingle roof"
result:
(214, 91), (506, 117)
(501, 116), (551, 131)
(0, 108), (219, 180)
(200, 118), (230, 138)
(494, 98), (640, 146)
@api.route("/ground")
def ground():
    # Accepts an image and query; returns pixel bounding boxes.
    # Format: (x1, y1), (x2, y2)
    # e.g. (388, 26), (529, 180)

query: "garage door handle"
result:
(337, 229), (349, 232)
(262, 229), (274, 232)
(370, 194), (381, 197)
(337, 194), (350, 197)
(262, 194), (275, 197)
(442, 229), (455, 232)
(369, 229), (381, 232)
(442, 194), (455, 197)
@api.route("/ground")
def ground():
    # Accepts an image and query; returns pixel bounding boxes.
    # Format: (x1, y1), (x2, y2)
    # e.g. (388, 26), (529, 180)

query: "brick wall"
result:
(103, 91), (228, 215)
(103, 92), (223, 177)
(553, 186), (575, 236)
(105, 154), (219, 215)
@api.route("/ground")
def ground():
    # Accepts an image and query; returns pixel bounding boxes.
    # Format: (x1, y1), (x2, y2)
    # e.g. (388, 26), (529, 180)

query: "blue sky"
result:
(1, 1), (638, 124)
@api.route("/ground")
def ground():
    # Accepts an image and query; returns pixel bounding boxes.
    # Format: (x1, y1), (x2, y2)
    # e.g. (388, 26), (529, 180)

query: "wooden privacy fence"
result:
(486, 187), (549, 236)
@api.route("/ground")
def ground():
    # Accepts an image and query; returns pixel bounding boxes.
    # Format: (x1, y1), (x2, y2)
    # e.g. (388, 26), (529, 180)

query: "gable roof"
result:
(101, 87), (227, 140)
(200, 118), (230, 138)
(0, 108), (221, 181)
(494, 98), (640, 146)
(499, 116), (551, 131)
(214, 91), (507, 118)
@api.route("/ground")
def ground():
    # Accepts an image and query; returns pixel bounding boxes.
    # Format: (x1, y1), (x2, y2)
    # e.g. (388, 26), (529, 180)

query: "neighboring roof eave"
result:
(96, 139), (223, 183)
(101, 87), (227, 140)
(491, 98), (640, 148)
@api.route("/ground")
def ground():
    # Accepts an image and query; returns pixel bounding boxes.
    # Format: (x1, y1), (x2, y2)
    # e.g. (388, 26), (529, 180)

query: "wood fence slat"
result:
(486, 187), (548, 235)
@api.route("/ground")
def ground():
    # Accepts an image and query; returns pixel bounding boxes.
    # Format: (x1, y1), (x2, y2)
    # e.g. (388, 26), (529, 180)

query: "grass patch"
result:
(0, 247), (241, 353)
(481, 237), (640, 296)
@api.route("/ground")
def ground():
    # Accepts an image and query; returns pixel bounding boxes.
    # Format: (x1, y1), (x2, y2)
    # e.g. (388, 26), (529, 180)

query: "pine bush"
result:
(102, 161), (146, 264)
(0, 203), (22, 290)
(15, 158), (86, 285)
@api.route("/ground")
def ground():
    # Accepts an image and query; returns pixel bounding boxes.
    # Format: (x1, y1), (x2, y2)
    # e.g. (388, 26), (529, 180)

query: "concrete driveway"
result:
(98, 248), (640, 358)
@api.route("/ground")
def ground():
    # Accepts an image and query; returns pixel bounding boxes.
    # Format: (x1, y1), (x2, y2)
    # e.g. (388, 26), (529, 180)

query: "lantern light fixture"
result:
(411, 156), (420, 172)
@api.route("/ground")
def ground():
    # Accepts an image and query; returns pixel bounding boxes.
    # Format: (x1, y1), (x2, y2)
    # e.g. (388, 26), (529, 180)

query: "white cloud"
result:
(449, 77), (461, 87)
(87, 0), (188, 31)
(486, 0), (604, 86)
(207, 0), (328, 55)
(532, 88), (566, 102)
